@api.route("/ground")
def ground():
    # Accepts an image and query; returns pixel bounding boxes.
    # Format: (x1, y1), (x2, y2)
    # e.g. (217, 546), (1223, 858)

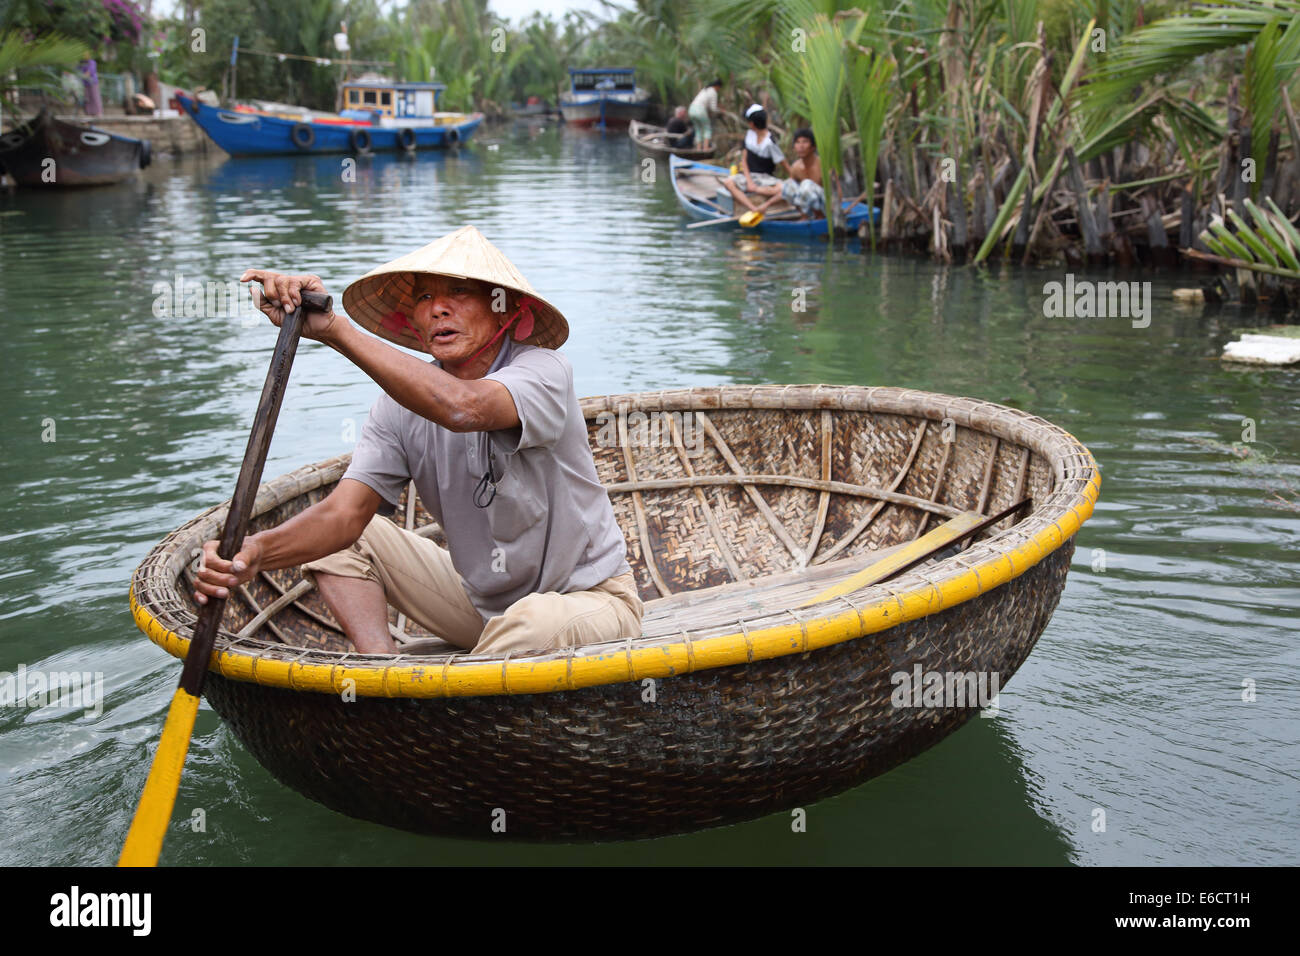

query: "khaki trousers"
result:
(303, 515), (644, 656)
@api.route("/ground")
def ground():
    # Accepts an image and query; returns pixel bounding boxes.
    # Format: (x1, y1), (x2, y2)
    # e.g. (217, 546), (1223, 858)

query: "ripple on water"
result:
(0, 126), (1297, 865)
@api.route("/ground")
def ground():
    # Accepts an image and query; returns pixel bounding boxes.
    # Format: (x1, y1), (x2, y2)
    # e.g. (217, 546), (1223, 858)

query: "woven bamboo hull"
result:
(129, 385), (1099, 842)
(203, 545), (1069, 840)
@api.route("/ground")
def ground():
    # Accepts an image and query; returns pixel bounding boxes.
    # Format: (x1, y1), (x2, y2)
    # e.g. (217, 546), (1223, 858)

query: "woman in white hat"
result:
(193, 226), (643, 657)
(721, 104), (792, 214)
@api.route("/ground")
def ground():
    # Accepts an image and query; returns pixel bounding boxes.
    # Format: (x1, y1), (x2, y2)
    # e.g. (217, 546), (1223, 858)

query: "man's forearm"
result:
(252, 497), (368, 571)
(326, 321), (475, 430)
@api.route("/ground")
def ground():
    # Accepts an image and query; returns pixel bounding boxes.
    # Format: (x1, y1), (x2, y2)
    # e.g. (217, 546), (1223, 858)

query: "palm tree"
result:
(1076, 0), (1300, 184)
(1191, 195), (1300, 281)
(0, 31), (91, 119)
(516, 12), (586, 104)
(393, 0), (535, 113)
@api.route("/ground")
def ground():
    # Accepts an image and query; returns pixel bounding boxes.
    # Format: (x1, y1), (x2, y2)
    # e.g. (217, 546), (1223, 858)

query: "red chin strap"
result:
(380, 309), (416, 336)
(451, 296), (539, 369)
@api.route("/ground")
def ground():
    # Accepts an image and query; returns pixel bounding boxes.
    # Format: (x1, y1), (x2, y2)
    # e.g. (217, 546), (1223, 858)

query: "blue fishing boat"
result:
(558, 68), (649, 129)
(670, 155), (878, 238)
(176, 77), (482, 157)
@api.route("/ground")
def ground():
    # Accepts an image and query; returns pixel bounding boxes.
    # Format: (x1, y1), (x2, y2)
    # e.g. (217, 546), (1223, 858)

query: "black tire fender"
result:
(350, 128), (373, 154)
(291, 123), (315, 149)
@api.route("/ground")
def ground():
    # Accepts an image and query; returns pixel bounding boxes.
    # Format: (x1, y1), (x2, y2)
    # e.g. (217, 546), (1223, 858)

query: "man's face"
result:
(409, 274), (506, 373)
(793, 136), (814, 159)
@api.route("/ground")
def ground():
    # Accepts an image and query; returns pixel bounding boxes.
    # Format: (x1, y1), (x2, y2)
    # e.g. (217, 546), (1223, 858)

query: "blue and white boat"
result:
(176, 76), (483, 157)
(670, 155), (879, 239)
(558, 68), (649, 129)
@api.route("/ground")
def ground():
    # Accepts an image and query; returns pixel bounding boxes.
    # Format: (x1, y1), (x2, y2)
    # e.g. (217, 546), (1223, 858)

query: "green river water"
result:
(0, 123), (1296, 865)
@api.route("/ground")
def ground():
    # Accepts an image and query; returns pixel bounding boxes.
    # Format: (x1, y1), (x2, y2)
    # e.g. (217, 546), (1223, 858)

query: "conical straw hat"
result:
(342, 226), (568, 352)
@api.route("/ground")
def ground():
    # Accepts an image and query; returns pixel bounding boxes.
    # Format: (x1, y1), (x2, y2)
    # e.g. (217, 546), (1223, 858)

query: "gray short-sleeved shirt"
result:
(343, 337), (631, 622)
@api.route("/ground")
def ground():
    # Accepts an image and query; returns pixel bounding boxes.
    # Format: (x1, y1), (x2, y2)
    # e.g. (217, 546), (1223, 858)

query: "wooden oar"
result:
(684, 189), (744, 228)
(688, 191), (730, 215)
(687, 214), (746, 229)
(118, 288), (332, 867)
(800, 498), (1032, 608)
(683, 194), (765, 228)
(686, 208), (804, 229)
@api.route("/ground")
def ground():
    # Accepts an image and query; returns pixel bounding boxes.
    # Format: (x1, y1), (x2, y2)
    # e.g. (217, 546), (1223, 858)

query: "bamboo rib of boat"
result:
(129, 385), (1099, 841)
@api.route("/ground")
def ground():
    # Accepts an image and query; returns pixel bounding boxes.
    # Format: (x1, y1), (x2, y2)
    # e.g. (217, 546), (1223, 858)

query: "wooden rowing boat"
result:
(629, 119), (716, 160)
(129, 385), (1098, 841)
(0, 108), (150, 187)
(670, 154), (877, 238)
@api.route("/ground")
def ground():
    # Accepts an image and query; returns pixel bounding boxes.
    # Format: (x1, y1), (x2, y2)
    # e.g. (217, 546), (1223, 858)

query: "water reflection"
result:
(195, 148), (484, 196)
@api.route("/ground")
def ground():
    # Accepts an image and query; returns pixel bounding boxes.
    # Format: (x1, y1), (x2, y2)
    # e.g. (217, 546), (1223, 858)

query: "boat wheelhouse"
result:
(339, 77), (445, 122)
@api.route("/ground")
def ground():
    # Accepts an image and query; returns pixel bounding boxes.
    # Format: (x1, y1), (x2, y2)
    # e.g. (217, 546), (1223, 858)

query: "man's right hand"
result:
(241, 269), (342, 343)
(194, 537), (263, 606)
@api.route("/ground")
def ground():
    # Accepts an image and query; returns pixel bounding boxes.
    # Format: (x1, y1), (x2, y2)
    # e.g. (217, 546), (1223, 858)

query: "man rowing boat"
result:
(193, 226), (643, 656)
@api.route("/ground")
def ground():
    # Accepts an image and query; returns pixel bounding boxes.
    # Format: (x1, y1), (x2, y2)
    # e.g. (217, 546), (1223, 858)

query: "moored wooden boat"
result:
(671, 154), (878, 238)
(129, 385), (1098, 841)
(0, 108), (150, 187)
(558, 68), (649, 128)
(629, 119), (716, 160)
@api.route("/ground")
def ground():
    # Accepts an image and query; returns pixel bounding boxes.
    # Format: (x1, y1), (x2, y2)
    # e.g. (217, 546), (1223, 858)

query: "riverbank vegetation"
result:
(601, 0), (1300, 307)
(6, 0), (1300, 303)
(0, 30), (89, 117)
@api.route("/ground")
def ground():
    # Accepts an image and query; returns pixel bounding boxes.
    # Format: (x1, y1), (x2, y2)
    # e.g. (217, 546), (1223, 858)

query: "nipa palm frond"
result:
(1196, 196), (1300, 280)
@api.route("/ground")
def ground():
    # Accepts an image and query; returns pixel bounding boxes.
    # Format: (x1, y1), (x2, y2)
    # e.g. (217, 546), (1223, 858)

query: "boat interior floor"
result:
(677, 171), (722, 200)
(390, 542), (906, 657)
(676, 169), (798, 217)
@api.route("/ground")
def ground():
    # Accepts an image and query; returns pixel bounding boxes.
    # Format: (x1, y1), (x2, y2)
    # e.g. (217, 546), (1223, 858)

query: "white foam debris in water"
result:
(1221, 334), (1300, 366)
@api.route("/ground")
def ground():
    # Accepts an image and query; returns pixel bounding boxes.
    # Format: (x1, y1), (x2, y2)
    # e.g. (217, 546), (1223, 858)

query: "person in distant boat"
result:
(664, 106), (694, 148)
(754, 127), (827, 220)
(192, 226), (643, 658)
(688, 78), (723, 152)
(721, 105), (791, 214)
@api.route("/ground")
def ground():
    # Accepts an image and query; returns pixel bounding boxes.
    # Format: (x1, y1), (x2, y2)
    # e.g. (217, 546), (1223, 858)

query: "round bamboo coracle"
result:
(129, 385), (1099, 840)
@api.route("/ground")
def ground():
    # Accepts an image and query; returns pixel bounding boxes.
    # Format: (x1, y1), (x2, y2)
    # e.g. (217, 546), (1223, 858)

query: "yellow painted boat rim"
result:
(129, 384), (1100, 699)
